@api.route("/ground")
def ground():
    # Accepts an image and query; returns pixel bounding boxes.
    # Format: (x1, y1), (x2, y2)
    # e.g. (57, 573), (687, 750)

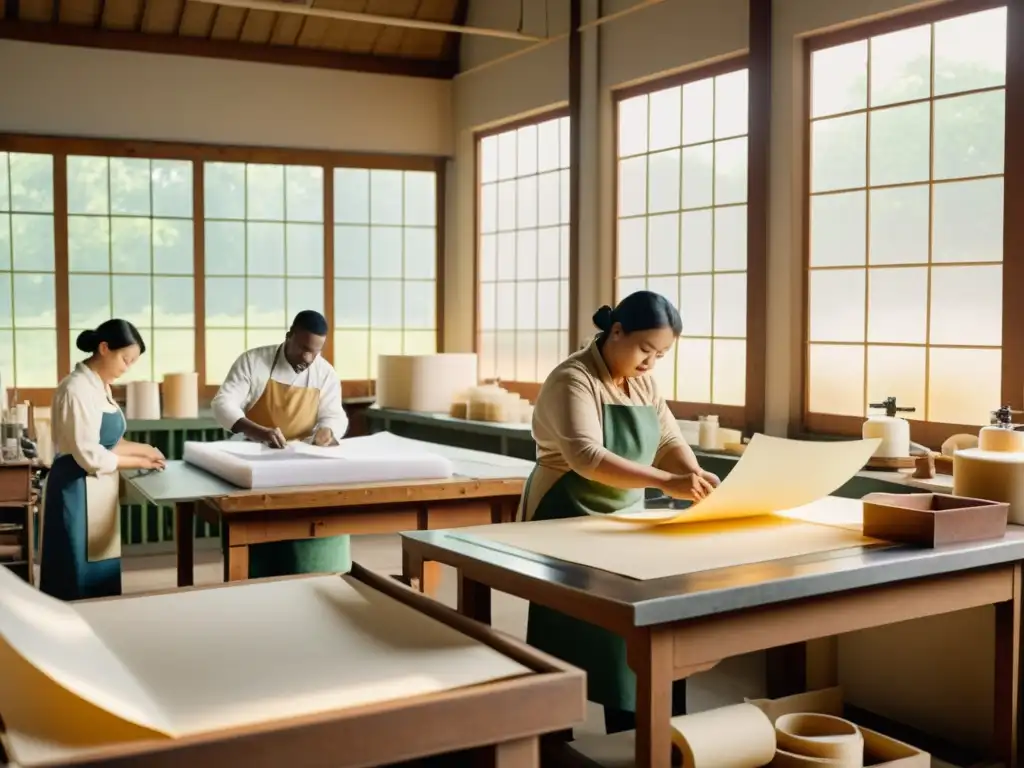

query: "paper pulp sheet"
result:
(451, 509), (881, 580)
(603, 434), (881, 525)
(0, 566), (529, 767)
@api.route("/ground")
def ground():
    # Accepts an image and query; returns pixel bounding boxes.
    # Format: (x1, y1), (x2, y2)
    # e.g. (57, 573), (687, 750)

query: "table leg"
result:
(629, 628), (674, 768)
(457, 571), (492, 625)
(471, 737), (538, 768)
(993, 563), (1021, 768)
(402, 546), (425, 592)
(224, 544), (250, 582)
(175, 501), (195, 588)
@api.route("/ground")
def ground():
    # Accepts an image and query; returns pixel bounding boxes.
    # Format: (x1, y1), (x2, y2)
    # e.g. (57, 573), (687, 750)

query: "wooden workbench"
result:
(0, 564), (586, 768)
(121, 437), (532, 592)
(401, 516), (1024, 768)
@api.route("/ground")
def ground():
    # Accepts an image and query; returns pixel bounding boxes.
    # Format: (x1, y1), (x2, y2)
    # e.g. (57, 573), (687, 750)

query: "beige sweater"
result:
(519, 340), (687, 521)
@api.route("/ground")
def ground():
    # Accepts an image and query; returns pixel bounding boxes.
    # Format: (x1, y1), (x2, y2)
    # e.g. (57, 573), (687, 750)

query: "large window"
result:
(616, 67), (749, 409)
(806, 6), (1007, 434)
(67, 156), (195, 383)
(477, 114), (571, 384)
(333, 168), (438, 381)
(203, 161), (325, 385)
(0, 152), (58, 390)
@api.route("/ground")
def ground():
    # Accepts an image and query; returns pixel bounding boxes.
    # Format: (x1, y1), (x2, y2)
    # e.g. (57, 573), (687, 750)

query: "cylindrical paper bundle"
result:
(163, 372), (199, 418)
(774, 713), (863, 768)
(669, 703), (777, 768)
(979, 426), (1024, 453)
(126, 381), (161, 420)
(954, 448), (1024, 524)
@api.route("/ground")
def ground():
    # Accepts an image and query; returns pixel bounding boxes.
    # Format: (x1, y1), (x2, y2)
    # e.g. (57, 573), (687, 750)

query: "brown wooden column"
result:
(567, 0), (582, 352)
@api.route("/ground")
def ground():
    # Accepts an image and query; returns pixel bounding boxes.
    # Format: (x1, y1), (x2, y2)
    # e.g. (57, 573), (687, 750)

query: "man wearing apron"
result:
(521, 293), (720, 735)
(211, 310), (350, 578)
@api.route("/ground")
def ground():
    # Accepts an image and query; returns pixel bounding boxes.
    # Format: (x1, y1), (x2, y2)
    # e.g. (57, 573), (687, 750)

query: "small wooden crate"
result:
(862, 492), (1008, 547)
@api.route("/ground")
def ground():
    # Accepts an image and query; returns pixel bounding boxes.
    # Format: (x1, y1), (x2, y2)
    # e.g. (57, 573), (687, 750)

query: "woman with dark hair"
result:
(40, 319), (166, 601)
(519, 290), (721, 735)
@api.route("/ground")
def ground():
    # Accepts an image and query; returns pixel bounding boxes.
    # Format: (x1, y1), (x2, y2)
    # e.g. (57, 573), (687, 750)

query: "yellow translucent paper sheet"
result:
(604, 434), (881, 525)
(0, 567), (529, 767)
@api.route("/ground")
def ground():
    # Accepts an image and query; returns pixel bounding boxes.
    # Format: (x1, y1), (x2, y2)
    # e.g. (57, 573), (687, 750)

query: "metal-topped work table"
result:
(401, 517), (1024, 768)
(122, 438), (534, 591)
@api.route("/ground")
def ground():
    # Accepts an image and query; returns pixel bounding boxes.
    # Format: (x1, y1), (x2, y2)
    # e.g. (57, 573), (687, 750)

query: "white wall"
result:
(451, 0), (996, 749)
(0, 40), (453, 156)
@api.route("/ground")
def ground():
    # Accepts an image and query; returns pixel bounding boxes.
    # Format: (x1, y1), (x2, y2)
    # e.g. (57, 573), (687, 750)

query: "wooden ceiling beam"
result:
(0, 18), (456, 78)
(442, 0), (466, 69)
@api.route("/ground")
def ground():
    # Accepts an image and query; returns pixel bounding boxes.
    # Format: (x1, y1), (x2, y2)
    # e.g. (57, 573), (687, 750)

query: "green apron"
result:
(524, 403), (686, 712)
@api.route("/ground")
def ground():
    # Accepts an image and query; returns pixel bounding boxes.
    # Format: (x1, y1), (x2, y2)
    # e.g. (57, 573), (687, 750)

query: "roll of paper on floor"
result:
(669, 703), (776, 768)
(774, 713), (863, 768)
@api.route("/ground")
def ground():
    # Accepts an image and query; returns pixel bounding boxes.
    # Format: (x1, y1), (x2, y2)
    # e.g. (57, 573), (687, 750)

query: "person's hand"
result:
(658, 472), (715, 502)
(250, 425), (287, 449)
(699, 469), (721, 488)
(312, 427), (335, 447)
(137, 455), (166, 471)
(142, 444), (165, 462)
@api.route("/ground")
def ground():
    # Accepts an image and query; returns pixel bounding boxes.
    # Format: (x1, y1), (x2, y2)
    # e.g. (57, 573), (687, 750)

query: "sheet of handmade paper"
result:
(603, 434), (881, 525)
(451, 505), (882, 580)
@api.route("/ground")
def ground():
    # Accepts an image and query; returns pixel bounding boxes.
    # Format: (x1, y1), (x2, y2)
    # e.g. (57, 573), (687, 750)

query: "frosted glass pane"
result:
(115, 162), (153, 224)
(559, 278), (569, 331)
(480, 234), (497, 282)
(333, 330), (370, 379)
(478, 331), (496, 380)
(0, 216), (8, 271)
(681, 210), (712, 273)
(112, 274), (150, 328)
(516, 331), (538, 381)
(495, 331), (516, 379)
(808, 268), (865, 343)
(286, 278), (323, 321)
(151, 329), (194, 382)
(869, 103), (930, 186)
(933, 91), (1005, 180)
(866, 345), (925, 418)
(538, 119), (561, 172)
(69, 274), (111, 329)
(537, 281), (559, 330)
(334, 168), (369, 224)
(111, 218), (150, 274)
(334, 279), (369, 328)
(285, 166), (323, 223)
(811, 115), (866, 193)
(560, 225), (569, 278)
(247, 277), (286, 328)
(403, 171), (437, 228)
(649, 86), (682, 151)
(681, 144), (713, 209)
(537, 172), (559, 227)
(516, 281), (537, 330)
(929, 264), (1001, 346)
(932, 178), (1003, 263)
(867, 266), (927, 344)
(811, 41), (867, 118)
(811, 192), (865, 267)
(247, 222), (285, 275)
(517, 125), (538, 177)
(153, 219), (193, 275)
(537, 331), (561, 380)
(205, 277), (244, 327)
(715, 70), (748, 139)
(870, 25), (931, 107)
(869, 186), (929, 265)
(682, 79), (714, 145)
(370, 330), (403, 378)
(652, 344), (677, 400)
(516, 229), (537, 280)
(647, 276), (678, 307)
(517, 176), (538, 230)
(559, 117), (571, 169)
(370, 227), (402, 278)
(714, 137), (747, 206)
(152, 160), (192, 218)
(647, 213), (679, 275)
(618, 157), (647, 218)
(246, 164), (284, 221)
(680, 275), (713, 336)
(713, 273), (746, 338)
(537, 228), (559, 280)
(206, 329), (246, 384)
(928, 347), (1000, 425)
(712, 339), (745, 406)
(618, 217), (646, 276)
(496, 283), (515, 331)
(619, 95), (648, 157)
(404, 227), (436, 280)
(0, 155), (7, 212)
(68, 216), (110, 273)
(808, 344), (865, 415)
(9, 154), (53, 214)
(404, 330), (436, 356)
(335, 225), (369, 278)
(618, 277), (646, 302)
(497, 131), (517, 181)
(403, 281), (435, 329)
(14, 330), (56, 387)
(934, 7), (1007, 96)
(12, 273), (54, 329)
(648, 150), (681, 214)
(497, 232), (516, 281)
(12, 214), (55, 272)
(479, 183), (497, 234)
(677, 338), (711, 402)
(714, 205), (746, 271)
(153, 277), (194, 327)
(497, 180), (516, 231)
(67, 156), (108, 215)
(479, 283), (496, 331)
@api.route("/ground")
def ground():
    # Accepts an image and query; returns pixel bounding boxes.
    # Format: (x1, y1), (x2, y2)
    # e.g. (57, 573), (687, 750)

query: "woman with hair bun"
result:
(520, 290), (721, 734)
(40, 319), (166, 601)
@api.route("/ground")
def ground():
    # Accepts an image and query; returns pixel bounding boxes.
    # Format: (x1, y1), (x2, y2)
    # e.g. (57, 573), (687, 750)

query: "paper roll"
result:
(978, 426), (1024, 453)
(953, 448), (1024, 524)
(670, 703), (777, 768)
(125, 381), (160, 420)
(774, 713), (863, 768)
(162, 372), (199, 419)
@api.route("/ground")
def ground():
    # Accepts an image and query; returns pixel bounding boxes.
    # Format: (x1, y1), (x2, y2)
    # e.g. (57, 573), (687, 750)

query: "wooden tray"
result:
(863, 456), (917, 471)
(862, 492), (1008, 547)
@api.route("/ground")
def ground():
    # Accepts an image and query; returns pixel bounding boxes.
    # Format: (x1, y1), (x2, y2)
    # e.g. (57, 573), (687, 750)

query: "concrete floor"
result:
(117, 533), (769, 739)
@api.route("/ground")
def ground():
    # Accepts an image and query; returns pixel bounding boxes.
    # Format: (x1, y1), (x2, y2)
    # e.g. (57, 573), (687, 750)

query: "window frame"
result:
(611, 55), (766, 433)
(0, 133), (445, 407)
(473, 107), (572, 404)
(798, 0), (1022, 448)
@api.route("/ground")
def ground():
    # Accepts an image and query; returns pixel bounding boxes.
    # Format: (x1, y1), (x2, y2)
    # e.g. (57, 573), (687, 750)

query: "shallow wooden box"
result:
(862, 492), (1008, 547)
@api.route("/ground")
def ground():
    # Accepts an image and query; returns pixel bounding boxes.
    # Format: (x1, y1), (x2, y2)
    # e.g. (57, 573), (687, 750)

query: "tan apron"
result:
(244, 372), (320, 441)
(86, 471), (122, 562)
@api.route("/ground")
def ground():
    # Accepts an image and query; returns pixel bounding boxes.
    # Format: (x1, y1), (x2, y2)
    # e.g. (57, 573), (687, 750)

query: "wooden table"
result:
(401, 518), (1024, 768)
(122, 439), (533, 593)
(0, 564), (586, 768)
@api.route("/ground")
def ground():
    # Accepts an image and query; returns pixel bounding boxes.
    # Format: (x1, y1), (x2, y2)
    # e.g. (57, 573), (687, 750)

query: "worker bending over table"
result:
(211, 309), (351, 578)
(41, 319), (167, 601)
(521, 291), (720, 735)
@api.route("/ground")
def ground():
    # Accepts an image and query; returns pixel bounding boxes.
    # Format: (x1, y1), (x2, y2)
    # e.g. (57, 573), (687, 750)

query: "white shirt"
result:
(52, 362), (123, 476)
(211, 344), (348, 440)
